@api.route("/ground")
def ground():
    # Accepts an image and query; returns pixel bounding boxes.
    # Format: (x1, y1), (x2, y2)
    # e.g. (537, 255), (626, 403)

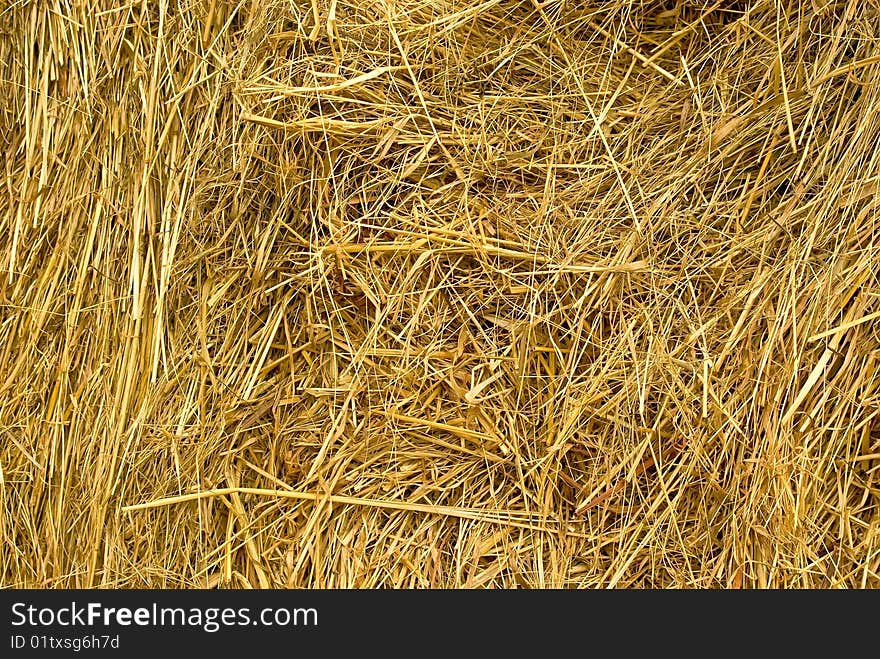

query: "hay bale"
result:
(1, 0), (879, 587)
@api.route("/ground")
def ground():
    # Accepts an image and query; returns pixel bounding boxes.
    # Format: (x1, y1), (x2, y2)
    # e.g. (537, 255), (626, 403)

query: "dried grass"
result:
(2, 0), (880, 588)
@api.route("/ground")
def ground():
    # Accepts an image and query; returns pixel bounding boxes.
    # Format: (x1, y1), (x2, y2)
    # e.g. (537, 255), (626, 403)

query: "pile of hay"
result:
(2, 0), (879, 588)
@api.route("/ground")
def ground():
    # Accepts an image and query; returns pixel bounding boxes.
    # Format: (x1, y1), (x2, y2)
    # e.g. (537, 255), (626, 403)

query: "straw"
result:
(1, 0), (879, 588)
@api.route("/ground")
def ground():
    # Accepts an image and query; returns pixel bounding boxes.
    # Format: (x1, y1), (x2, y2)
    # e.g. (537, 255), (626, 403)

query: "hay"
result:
(1, 0), (879, 588)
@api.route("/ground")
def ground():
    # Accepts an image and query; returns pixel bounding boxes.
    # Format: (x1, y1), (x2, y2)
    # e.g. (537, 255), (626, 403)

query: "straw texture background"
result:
(2, 0), (880, 587)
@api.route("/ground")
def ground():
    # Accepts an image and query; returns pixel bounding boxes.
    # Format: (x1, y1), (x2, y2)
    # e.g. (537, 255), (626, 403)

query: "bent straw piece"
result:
(121, 487), (577, 536)
(811, 54), (880, 88)
(244, 65), (409, 96)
